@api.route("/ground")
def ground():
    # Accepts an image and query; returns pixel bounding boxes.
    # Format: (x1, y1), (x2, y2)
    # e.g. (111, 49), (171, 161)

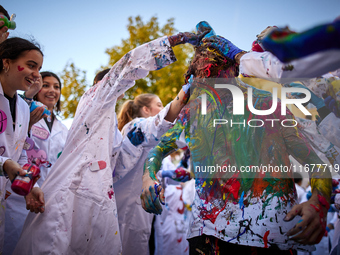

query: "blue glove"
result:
(127, 126), (144, 146)
(201, 35), (244, 61)
(289, 82), (325, 109)
(195, 21), (216, 39)
(324, 95), (340, 117)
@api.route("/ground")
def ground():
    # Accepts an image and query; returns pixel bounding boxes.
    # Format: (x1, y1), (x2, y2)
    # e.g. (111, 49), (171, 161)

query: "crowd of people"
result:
(1, 3), (340, 255)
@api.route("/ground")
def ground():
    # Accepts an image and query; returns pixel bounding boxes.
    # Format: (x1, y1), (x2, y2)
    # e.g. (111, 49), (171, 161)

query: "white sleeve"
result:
(240, 50), (340, 79)
(123, 102), (176, 147)
(112, 103), (176, 182)
(0, 156), (10, 176)
(318, 113), (340, 148)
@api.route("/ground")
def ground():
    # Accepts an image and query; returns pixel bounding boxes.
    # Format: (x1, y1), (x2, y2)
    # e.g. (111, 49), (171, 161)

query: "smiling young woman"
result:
(0, 37), (46, 252)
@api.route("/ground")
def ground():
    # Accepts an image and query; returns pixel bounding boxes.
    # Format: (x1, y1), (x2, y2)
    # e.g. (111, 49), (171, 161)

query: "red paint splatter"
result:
(177, 237), (182, 243)
(318, 194), (330, 210)
(310, 204), (320, 212)
(17, 66), (24, 71)
(263, 230), (270, 248)
(227, 221), (230, 225)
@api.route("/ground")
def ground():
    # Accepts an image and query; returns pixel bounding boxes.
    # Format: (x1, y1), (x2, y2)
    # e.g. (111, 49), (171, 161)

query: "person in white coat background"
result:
(13, 31), (206, 255)
(113, 89), (192, 255)
(3, 71), (68, 254)
(0, 37), (46, 252)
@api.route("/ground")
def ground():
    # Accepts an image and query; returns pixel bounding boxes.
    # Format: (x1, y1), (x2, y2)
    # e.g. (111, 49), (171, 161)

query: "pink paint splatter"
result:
(108, 189), (114, 199)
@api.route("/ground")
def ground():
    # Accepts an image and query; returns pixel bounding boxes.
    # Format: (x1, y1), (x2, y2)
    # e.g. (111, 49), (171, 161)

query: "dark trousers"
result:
(188, 234), (297, 255)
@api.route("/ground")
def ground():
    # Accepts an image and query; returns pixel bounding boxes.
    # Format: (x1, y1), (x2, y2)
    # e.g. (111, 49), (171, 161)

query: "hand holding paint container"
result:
(0, 14), (16, 30)
(30, 101), (51, 121)
(11, 158), (42, 196)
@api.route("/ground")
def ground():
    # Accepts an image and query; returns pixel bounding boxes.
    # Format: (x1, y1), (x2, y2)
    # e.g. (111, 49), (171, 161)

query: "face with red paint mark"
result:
(1, 50), (43, 97)
(36, 76), (61, 111)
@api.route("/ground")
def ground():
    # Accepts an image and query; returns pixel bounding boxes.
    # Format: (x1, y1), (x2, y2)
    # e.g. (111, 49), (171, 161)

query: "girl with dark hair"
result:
(4, 71), (68, 254)
(0, 37), (45, 252)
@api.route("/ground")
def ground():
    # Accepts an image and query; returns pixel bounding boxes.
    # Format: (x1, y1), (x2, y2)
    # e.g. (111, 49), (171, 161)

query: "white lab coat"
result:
(154, 185), (189, 255)
(113, 104), (175, 255)
(3, 117), (68, 255)
(0, 83), (29, 253)
(13, 36), (176, 255)
(319, 113), (340, 148)
(240, 50), (340, 80)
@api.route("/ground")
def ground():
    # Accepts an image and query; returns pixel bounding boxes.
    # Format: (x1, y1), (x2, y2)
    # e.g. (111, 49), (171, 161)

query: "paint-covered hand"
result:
(284, 193), (329, 245)
(168, 31), (208, 47)
(141, 173), (164, 215)
(0, 20), (9, 44)
(161, 167), (191, 182)
(25, 187), (45, 214)
(324, 95), (340, 117)
(127, 126), (144, 146)
(201, 35), (245, 61)
(28, 107), (48, 132)
(289, 82), (325, 109)
(2, 159), (27, 181)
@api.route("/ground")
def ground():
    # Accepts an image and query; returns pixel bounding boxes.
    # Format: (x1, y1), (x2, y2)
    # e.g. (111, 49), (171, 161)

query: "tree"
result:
(103, 16), (194, 108)
(60, 62), (88, 119)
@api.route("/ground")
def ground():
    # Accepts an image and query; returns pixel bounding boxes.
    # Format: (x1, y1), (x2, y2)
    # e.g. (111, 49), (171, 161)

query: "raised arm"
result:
(140, 119), (187, 214)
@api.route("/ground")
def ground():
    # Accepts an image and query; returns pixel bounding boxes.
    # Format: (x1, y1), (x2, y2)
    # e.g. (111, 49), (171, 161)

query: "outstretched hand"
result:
(284, 192), (329, 245)
(25, 187), (45, 214)
(201, 35), (244, 61)
(140, 173), (164, 215)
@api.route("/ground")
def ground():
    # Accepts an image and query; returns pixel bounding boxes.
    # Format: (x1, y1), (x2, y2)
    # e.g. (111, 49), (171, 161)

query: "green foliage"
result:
(103, 15), (193, 107)
(60, 62), (88, 119)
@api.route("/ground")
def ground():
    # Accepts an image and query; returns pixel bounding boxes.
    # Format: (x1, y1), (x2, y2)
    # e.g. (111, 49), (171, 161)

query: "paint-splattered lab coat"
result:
(0, 83), (29, 253)
(318, 112), (340, 148)
(3, 117), (68, 255)
(239, 50), (340, 80)
(113, 105), (176, 255)
(13, 36), (176, 255)
(147, 80), (328, 252)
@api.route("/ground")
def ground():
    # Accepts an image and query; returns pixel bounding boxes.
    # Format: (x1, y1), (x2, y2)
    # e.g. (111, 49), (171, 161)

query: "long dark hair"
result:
(34, 71), (62, 115)
(0, 37), (43, 72)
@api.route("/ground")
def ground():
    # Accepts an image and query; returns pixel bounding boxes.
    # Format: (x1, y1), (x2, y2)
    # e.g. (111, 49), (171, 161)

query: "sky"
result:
(2, 0), (340, 127)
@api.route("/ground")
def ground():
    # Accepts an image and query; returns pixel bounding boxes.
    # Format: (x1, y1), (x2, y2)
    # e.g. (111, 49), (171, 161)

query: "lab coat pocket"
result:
(69, 162), (112, 207)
